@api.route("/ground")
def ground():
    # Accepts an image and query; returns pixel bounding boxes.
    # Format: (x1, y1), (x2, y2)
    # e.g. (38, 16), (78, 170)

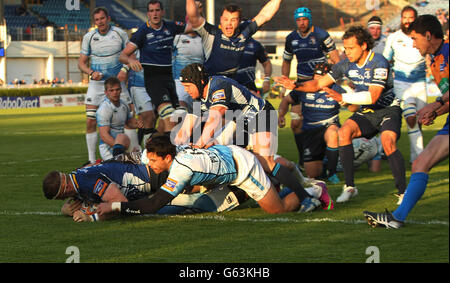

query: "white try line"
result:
(1, 211), (448, 226)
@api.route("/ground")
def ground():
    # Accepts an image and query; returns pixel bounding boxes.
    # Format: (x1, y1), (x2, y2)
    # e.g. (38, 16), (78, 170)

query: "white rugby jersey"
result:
(383, 29), (426, 82)
(81, 26), (129, 79)
(96, 98), (133, 144)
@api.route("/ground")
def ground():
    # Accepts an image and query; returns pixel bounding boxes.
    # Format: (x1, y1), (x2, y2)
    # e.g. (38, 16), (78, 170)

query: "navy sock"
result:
(387, 149), (407, 194)
(272, 163), (310, 202)
(294, 133), (304, 166)
(339, 144), (355, 187)
(326, 147), (339, 177)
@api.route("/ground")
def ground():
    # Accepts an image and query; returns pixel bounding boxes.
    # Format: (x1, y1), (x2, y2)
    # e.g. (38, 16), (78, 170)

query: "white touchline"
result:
(2, 211), (447, 226)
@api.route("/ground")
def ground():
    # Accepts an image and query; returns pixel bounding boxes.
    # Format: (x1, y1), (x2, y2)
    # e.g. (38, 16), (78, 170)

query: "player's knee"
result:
(338, 126), (353, 144)
(381, 131), (397, 156)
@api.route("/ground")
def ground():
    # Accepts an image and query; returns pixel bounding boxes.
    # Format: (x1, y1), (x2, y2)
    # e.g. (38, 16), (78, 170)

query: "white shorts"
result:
(228, 145), (271, 202)
(85, 80), (132, 106)
(175, 79), (193, 109)
(394, 80), (427, 112)
(130, 86), (153, 114)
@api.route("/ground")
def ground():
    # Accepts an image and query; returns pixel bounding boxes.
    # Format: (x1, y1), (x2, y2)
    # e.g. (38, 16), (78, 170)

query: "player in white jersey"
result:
(78, 7), (133, 164)
(96, 135), (322, 217)
(96, 78), (143, 160)
(172, 1), (205, 113)
(383, 6), (427, 162)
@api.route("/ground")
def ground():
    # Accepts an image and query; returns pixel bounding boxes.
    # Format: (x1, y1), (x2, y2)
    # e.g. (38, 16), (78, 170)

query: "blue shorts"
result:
(436, 115), (449, 136)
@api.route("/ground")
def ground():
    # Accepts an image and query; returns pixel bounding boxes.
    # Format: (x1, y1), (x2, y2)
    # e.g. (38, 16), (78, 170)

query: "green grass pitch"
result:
(0, 100), (448, 263)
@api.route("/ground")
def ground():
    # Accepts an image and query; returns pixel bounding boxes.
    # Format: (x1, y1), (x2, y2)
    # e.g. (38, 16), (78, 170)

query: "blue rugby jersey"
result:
(160, 145), (237, 197)
(194, 20), (259, 76)
(295, 84), (344, 131)
(235, 38), (269, 87)
(283, 26), (336, 79)
(200, 76), (266, 118)
(80, 25), (129, 79)
(130, 20), (186, 67)
(69, 162), (153, 202)
(328, 50), (395, 109)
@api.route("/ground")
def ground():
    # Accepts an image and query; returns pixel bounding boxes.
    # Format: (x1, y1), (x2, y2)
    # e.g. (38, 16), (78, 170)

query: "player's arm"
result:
(186, 0), (204, 29)
(196, 105), (228, 148)
(98, 126), (116, 147)
(327, 49), (341, 64)
(174, 114), (199, 145)
(275, 73), (334, 93)
(324, 84), (383, 106)
(119, 43), (141, 72)
(261, 60), (272, 94)
(278, 95), (294, 128)
(78, 54), (102, 81)
(252, 0), (282, 28)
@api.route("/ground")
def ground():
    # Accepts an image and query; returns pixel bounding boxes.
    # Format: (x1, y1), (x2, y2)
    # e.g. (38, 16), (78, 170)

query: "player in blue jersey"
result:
(96, 135), (322, 217)
(235, 37), (272, 95)
(119, 1), (189, 135)
(96, 77), (143, 160)
(364, 15), (449, 229)
(276, 26), (406, 204)
(383, 6), (427, 163)
(282, 7), (341, 168)
(186, 0), (281, 77)
(78, 7), (133, 164)
(278, 63), (343, 182)
(43, 151), (246, 222)
(176, 63), (320, 212)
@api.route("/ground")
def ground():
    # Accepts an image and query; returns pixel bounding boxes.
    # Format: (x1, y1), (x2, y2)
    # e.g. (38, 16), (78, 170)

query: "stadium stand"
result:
(84, 0), (145, 30)
(4, 4), (43, 29)
(29, 0), (91, 30)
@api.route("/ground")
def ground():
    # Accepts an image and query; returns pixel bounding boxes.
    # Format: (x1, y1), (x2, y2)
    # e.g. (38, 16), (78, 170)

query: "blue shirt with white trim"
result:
(328, 51), (395, 109)
(130, 20), (186, 67)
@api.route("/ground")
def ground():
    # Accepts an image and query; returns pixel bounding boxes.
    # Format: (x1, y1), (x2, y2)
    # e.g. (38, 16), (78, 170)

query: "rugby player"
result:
(364, 15), (449, 229)
(281, 7), (341, 167)
(119, 0), (189, 134)
(383, 6), (427, 163)
(278, 62), (343, 182)
(275, 26), (407, 203)
(78, 7), (133, 164)
(185, 0), (281, 77)
(96, 78), (143, 160)
(96, 135), (323, 216)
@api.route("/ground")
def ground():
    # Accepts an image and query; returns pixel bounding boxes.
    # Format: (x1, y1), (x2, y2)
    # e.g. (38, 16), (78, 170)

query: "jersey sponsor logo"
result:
(162, 178), (178, 192)
(93, 179), (108, 197)
(373, 68), (388, 80)
(211, 90), (226, 102)
(146, 33), (155, 40)
(292, 40), (299, 46)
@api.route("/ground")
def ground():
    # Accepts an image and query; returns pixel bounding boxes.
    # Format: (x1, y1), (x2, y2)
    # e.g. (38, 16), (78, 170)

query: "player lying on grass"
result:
(96, 135), (333, 217)
(42, 152), (247, 222)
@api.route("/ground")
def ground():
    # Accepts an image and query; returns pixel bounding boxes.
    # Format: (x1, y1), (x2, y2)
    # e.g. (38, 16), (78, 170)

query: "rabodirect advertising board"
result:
(0, 96), (40, 109)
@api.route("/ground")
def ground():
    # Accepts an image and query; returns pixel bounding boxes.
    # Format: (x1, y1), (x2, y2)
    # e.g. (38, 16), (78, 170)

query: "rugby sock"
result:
(86, 132), (98, 163)
(326, 147), (339, 177)
(392, 172), (428, 222)
(339, 144), (355, 187)
(294, 133), (304, 166)
(137, 128), (144, 145)
(387, 149), (407, 194)
(271, 163), (310, 202)
(407, 123), (423, 162)
(124, 128), (140, 152)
